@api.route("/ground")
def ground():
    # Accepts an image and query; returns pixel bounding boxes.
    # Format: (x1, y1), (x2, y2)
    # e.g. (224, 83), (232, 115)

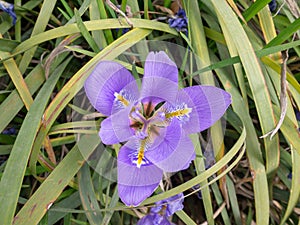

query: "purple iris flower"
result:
(0, 0), (17, 25)
(168, 9), (188, 34)
(84, 51), (231, 206)
(137, 193), (184, 225)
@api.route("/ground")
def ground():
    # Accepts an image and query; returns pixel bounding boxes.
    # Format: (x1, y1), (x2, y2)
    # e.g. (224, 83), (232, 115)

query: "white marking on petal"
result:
(165, 103), (192, 122)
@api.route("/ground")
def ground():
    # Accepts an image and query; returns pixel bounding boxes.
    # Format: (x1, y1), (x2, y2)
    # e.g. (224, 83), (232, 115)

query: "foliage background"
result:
(0, 0), (299, 224)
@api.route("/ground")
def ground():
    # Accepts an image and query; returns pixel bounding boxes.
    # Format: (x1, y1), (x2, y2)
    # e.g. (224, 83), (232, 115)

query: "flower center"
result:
(128, 101), (167, 167)
(114, 92), (192, 168)
(129, 102), (156, 139)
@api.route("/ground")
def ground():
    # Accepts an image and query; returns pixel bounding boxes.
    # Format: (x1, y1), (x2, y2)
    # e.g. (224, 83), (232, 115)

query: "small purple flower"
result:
(137, 193), (184, 225)
(268, 0), (277, 12)
(0, 0), (17, 25)
(2, 127), (16, 135)
(84, 51), (231, 206)
(168, 9), (188, 34)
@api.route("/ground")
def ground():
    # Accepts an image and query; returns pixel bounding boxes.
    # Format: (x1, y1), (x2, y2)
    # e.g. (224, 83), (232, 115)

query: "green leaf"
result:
(13, 134), (100, 225)
(0, 58), (68, 225)
(243, 0), (272, 22)
(143, 125), (246, 205)
(280, 147), (300, 225)
(78, 163), (103, 224)
(74, 8), (100, 53)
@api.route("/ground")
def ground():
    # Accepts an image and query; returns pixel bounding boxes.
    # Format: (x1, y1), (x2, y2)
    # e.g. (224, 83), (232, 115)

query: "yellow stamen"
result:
(137, 140), (146, 168)
(165, 108), (192, 119)
(114, 92), (129, 106)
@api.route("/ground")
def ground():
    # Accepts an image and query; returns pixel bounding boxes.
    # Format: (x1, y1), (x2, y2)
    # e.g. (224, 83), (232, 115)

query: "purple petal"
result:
(146, 120), (195, 172)
(137, 214), (158, 225)
(84, 61), (139, 116)
(0, 1), (17, 25)
(160, 218), (175, 225)
(99, 107), (134, 144)
(118, 183), (160, 207)
(143, 51), (178, 83)
(140, 52), (179, 103)
(165, 193), (184, 216)
(118, 145), (163, 206)
(137, 214), (174, 225)
(167, 86), (231, 133)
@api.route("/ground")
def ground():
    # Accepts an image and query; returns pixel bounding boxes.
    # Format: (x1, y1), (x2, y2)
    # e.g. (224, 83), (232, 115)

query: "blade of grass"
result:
(74, 8), (100, 53)
(191, 134), (214, 225)
(218, 19), (249, 111)
(18, 0), (58, 74)
(9, 19), (177, 60)
(265, 17), (300, 48)
(211, 182), (231, 225)
(274, 106), (300, 156)
(176, 210), (197, 225)
(28, 55), (73, 175)
(60, 0), (74, 17)
(78, 163), (103, 224)
(188, 40), (300, 84)
(0, 65), (44, 133)
(226, 176), (242, 225)
(0, 38), (19, 52)
(243, 0), (272, 22)
(143, 125), (246, 205)
(0, 34), (33, 110)
(96, 0), (114, 44)
(14, 0), (21, 42)
(261, 55), (300, 94)
(210, 50), (270, 225)
(89, 0), (107, 49)
(47, 192), (81, 225)
(212, 0), (280, 178)
(256, 2), (281, 61)
(0, 57), (68, 225)
(280, 147), (300, 225)
(226, 0), (246, 23)
(13, 134), (100, 225)
(101, 186), (119, 225)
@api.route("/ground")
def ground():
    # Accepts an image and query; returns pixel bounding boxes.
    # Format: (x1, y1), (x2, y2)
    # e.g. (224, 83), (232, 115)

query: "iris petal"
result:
(143, 51), (178, 83)
(84, 61), (139, 116)
(99, 107), (134, 145)
(140, 51), (178, 103)
(118, 145), (163, 186)
(146, 120), (195, 172)
(0, 1), (17, 25)
(118, 183), (160, 207)
(118, 145), (163, 206)
(166, 86), (231, 133)
(137, 214), (159, 225)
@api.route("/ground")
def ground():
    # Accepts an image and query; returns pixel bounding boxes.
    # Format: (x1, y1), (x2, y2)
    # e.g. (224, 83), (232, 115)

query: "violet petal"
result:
(84, 61), (138, 116)
(99, 107), (134, 145)
(118, 145), (163, 206)
(146, 120), (195, 172)
(140, 51), (178, 103)
(169, 85), (231, 133)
